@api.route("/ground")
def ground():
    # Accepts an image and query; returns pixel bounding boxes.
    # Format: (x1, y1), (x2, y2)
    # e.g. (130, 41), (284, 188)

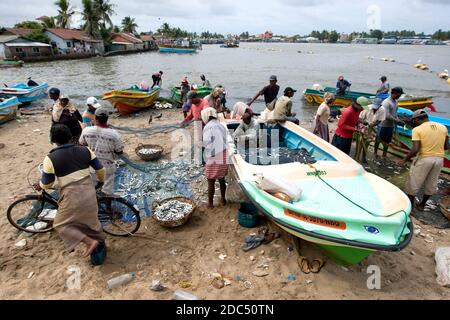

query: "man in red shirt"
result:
(181, 92), (208, 127)
(331, 97), (368, 155)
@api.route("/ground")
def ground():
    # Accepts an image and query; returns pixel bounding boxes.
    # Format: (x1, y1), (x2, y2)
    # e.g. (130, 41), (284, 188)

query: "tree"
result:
(25, 29), (51, 43)
(93, 0), (115, 30)
(14, 21), (42, 29)
(370, 29), (384, 40)
(55, 0), (75, 29)
(329, 30), (339, 43)
(121, 16), (138, 35)
(40, 16), (57, 28)
(113, 25), (120, 33)
(81, 0), (100, 38)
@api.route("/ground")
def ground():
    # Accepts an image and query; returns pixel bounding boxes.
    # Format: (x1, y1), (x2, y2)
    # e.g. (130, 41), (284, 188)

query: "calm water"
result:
(1, 43), (449, 119)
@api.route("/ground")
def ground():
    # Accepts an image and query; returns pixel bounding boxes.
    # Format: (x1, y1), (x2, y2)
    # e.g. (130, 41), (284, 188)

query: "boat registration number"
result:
(284, 209), (347, 230)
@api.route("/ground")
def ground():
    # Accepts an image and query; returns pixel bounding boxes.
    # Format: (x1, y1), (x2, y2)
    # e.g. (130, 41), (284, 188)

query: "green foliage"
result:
(25, 29), (51, 43)
(54, 0), (75, 28)
(14, 21), (42, 29)
(121, 16), (138, 35)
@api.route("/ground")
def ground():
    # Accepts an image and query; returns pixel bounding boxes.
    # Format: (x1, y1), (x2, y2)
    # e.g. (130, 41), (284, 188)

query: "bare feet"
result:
(221, 199), (227, 206)
(82, 238), (99, 257)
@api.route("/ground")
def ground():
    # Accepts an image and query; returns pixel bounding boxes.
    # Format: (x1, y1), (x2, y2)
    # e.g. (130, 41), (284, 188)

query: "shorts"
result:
(377, 126), (394, 144)
(405, 157), (444, 196)
(332, 134), (352, 155)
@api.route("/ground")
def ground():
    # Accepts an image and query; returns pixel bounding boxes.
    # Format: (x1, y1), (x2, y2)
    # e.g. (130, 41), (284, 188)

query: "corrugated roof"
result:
(5, 42), (51, 47)
(0, 35), (19, 43)
(45, 28), (103, 43)
(140, 35), (155, 42)
(112, 32), (143, 44)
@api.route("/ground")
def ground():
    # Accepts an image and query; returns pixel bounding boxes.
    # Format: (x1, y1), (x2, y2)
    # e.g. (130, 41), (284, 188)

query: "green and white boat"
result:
(225, 119), (413, 266)
(170, 85), (213, 104)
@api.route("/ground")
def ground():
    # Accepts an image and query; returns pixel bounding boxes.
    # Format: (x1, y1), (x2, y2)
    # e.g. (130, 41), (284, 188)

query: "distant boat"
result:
(303, 86), (435, 112)
(0, 97), (20, 124)
(158, 39), (201, 53)
(103, 86), (160, 115)
(0, 60), (24, 68)
(0, 82), (49, 104)
(159, 46), (197, 53)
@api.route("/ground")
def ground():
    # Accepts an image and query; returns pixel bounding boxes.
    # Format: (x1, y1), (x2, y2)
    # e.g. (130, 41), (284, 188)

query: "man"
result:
(248, 75), (280, 111)
(152, 71), (163, 88)
(233, 111), (259, 142)
(376, 76), (390, 96)
(336, 75), (351, 95)
(331, 97), (366, 155)
(82, 97), (101, 128)
(399, 109), (449, 211)
(374, 87), (405, 158)
(180, 77), (190, 108)
(52, 95), (83, 144)
(357, 98), (385, 162)
(181, 92), (208, 126)
(270, 87), (299, 125)
(79, 108), (124, 196)
(48, 87), (60, 111)
(200, 74), (211, 87)
(36, 124), (106, 265)
(205, 87), (225, 113)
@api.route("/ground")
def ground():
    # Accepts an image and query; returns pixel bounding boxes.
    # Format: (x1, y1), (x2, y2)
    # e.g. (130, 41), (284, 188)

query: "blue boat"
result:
(0, 97), (20, 124)
(0, 82), (49, 104)
(396, 107), (450, 137)
(159, 46), (197, 53)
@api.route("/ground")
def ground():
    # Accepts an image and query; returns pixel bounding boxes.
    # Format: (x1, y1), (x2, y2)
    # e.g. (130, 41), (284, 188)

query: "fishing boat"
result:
(303, 86), (435, 112)
(225, 118), (413, 266)
(0, 60), (24, 68)
(170, 85), (213, 104)
(158, 39), (201, 54)
(391, 108), (450, 174)
(0, 97), (20, 124)
(103, 86), (160, 115)
(0, 82), (49, 104)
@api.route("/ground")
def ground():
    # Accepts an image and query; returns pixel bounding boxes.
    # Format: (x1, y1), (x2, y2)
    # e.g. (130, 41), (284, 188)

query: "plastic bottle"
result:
(106, 272), (136, 290)
(173, 290), (199, 300)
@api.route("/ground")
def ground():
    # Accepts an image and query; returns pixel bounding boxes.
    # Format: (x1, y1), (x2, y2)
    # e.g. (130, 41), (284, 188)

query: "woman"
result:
(52, 95), (83, 144)
(313, 92), (335, 142)
(202, 107), (228, 208)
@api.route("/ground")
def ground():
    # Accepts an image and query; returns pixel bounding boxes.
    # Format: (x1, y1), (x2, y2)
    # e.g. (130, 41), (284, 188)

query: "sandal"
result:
(297, 256), (310, 274)
(309, 258), (325, 274)
(262, 231), (281, 244)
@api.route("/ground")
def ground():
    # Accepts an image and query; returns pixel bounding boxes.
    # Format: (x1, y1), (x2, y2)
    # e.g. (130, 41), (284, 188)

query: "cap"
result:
(59, 94), (70, 101)
(412, 109), (428, 119)
(95, 108), (109, 117)
(269, 75), (277, 81)
(86, 97), (101, 109)
(356, 96), (370, 108)
(181, 77), (188, 84)
(338, 75), (344, 80)
(392, 87), (404, 94)
(380, 76), (387, 81)
(284, 87), (297, 95)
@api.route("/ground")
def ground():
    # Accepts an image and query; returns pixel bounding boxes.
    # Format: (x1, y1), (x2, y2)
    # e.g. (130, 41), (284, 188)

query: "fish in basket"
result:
(152, 197), (196, 228)
(135, 144), (164, 161)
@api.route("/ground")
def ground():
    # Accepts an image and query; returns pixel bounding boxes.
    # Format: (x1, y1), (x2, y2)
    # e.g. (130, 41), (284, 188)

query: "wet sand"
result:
(0, 108), (449, 300)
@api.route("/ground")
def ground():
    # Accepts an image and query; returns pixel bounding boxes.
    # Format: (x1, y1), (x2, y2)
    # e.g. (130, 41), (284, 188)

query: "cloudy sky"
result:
(1, 0), (449, 35)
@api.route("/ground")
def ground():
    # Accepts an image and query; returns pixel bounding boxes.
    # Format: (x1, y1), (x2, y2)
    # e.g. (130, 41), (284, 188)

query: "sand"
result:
(0, 108), (449, 300)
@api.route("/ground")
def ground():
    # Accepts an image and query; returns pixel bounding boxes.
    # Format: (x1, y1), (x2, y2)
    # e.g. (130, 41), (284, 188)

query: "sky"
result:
(0, 0), (449, 35)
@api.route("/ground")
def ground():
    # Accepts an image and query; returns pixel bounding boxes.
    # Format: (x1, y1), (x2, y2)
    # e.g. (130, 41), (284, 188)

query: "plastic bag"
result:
(255, 173), (303, 202)
(435, 247), (450, 287)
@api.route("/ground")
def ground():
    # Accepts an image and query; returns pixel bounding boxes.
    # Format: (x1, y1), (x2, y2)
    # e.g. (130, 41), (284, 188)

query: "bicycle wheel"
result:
(97, 197), (141, 237)
(7, 195), (58, 234)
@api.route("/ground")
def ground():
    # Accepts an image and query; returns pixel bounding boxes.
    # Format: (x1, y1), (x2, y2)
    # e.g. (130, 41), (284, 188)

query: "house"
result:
(0, 28), (36, 37)
(258, 31), (273, 41)
(140, 34), (158, 50)
(109, 32), (144, 51)
(44, 28), (104, 54)
(0, 35), (52, 60)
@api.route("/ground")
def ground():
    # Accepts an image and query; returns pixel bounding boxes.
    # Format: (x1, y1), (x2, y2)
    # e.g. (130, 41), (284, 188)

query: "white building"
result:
(44, 28), (104, 55)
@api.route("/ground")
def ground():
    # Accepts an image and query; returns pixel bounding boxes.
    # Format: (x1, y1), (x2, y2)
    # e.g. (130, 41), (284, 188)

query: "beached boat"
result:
(170, 85), (213, 104)
(0, 82), (49, 104)
(0, 97), (20, 124)
(303, 86), (435, 112)
(102, 86), (160, 115)
(0, 60), (24, 68)
(225, 118), (413, 265)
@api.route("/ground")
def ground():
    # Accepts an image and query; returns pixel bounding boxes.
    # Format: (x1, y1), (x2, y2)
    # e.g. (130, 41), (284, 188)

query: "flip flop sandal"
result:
(297, 256), (311, 274)
(262, 231), (281, 244)
(310, 259), (325, 274)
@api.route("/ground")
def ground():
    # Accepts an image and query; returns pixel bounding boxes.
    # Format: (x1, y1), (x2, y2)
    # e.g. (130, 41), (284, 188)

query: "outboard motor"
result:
(27, 77), (38, 87)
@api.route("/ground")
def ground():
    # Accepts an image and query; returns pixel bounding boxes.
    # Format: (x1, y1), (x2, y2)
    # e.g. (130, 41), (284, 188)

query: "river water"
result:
(1, 43), (449, 119)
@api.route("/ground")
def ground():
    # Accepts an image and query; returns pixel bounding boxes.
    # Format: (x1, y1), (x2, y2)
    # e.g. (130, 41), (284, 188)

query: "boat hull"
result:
(0, 61), (24, 68)
(226, 119), (412, 266)
(103, 88), (160, 115)
(159, 46), (196, 53)
(304, 87), (434, 112)
(0, 97), (20, 124)
(0, 83), (49, 104)
(170, 86), (213, 104)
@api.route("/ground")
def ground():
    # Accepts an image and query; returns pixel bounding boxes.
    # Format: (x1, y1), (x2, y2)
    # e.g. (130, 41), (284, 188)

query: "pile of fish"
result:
(238, 147), (317, 165)
(155, 102), (173, 110)
(138, 148), (161, 156)
(153, 200), (193, 222)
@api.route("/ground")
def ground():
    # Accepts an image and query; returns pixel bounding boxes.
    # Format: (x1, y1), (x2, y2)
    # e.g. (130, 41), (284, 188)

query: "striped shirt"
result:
(79, 125), (124, 166)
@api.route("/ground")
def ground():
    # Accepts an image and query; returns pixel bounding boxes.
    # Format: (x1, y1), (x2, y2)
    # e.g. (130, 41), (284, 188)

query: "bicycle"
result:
(7, 187), (141, 237)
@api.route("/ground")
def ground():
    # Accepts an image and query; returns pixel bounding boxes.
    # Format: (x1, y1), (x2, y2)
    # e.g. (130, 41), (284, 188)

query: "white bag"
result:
(435, 247), (450, 287)
(255, 173), (303, 202)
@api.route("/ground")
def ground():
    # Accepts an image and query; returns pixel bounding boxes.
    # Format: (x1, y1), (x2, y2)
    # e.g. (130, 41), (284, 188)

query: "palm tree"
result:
(54, 0), (75, 29)
(93, 0), (115, 30)
(40, 16), (57, 28)
(121, 16), (138, 35)
(81, 0), (100, 38)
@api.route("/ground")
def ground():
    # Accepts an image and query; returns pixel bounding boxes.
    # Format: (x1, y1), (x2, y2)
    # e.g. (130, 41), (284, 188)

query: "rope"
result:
(307, 163), (409, 245)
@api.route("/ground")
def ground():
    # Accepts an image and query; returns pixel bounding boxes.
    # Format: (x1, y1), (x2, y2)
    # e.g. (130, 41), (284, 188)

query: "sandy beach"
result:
(0, 107), (449, 300)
